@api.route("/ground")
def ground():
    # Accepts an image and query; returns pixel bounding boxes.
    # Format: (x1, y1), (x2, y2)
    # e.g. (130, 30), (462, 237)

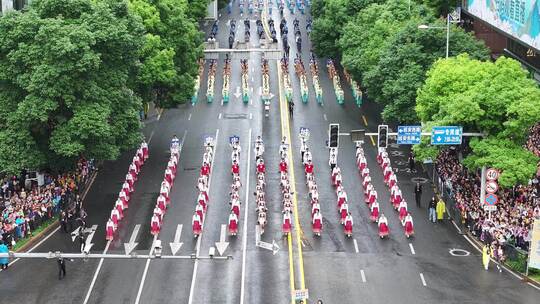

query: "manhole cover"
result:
(449, 248), (470, 256)
(411, 177), (429, 184)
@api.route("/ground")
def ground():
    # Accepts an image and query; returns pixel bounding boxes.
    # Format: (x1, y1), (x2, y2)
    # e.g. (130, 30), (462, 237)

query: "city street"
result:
(0, 3), (539, 304)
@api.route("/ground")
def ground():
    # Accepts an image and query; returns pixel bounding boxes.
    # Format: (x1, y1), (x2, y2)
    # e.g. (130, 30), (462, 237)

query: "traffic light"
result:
(378, 125), (388, 149)
(329, 124), (339, 148)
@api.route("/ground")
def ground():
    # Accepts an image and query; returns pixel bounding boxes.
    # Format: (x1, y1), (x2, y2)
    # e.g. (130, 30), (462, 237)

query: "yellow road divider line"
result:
(277, 60), (307, 304)
(362, 115), (368, 126)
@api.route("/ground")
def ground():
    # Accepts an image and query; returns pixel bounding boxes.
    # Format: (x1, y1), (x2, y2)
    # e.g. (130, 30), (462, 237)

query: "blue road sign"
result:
(229, 135), (240, 144)
(485, 194), (498, 205)
(397, 126), (421, 145)
(431, 126), (463, 145)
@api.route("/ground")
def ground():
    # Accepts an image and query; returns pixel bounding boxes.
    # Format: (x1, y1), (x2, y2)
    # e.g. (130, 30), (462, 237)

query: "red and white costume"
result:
(153, 206), (163, 222)
(370, 201), (380, 222)
(339, 203), (349, 224)
(133, 155), (142, 172)
(383, 166), (393, 184)
(368, 189), (378, 205)
(282, 212), (292, 234)
(391, 187), (402, 209)
(257, 162), (266, 174)
(192, 213), (202, 235)
(165, 168), (174, 186)
(378, 215), (389, 238)
(279, 160), (288, 173)
(119, 190), (129, 208)
(129, 163), (139, 178)
(157, 195), (167, 212)
(106, 218), (115, 240)
(388, 173), (397, 188)
(160, 181), (170, 205)
(200, 163), (210, 177)
(231, 162), (240, 175)
(231, 199), (241, 217)
(126, 173), (135, 190)
(364, 183), (374, 203)
(344, 214), (353, 236)
(150, 214), (160, 235)
(311, 202), (320, 217)
(197, 193), (207, 211)
(195, 203), (205, 223)
(115, 200), (124, 219)
(403, 214), (414, 238)
(312, 211), (323, 235)
(141, 141), (149, 160)
(361, 167), (370, 179)
(337, 190), (348, 208)
(305, 162), (314, 175)
(362, 175), (372, 189)
(111, 209), (120, 226)
(228, 212), (238, 235)
(331, 167), (340, 183)
(398, 201), (408, 221)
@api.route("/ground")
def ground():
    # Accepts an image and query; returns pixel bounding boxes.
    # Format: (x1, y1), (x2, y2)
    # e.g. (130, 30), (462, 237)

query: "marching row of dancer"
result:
(149, 137), (180, 236)
(331, 166), (354, 237)
(278, 138), (293, 236)
(301, 137), (322, 236)
(227, 139), (242, 236)
(192, 138), (215, 237)
(106, 142), (149, 240)
(377, 148), (414, 238)
(254, 136), (268, 234)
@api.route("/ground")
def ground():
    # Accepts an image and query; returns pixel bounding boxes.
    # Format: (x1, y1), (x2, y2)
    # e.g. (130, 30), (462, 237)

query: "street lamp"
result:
(418, 15), (451, 59)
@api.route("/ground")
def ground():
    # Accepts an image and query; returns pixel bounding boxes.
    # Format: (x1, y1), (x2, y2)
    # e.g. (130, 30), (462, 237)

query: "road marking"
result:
(360, 269), (366, 283)
(362, 115), (368, 126)
(188, 128), (219, 304)
(240, 128), (252, 304)
(420, 273), (427, 286)
(157, 108), (164, 121)
(353, 239), (359, 253)
(188, 113), (192, 121)
(218, 113), (222, 119)
(369, 135), (376, 146)
(249, 113), (253, 120)
(409, 243), (416, 255)
(134, 235), (158, 304)
(277, 59), (306, 304)
(323, 114), (327, 121)
(82, 241), (111, 304)
(147, 130), (155, 145)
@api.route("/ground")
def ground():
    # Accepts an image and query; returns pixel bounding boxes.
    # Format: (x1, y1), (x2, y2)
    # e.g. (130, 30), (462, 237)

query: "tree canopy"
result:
(415, 55), (540, 187)
(0, 0), (145, 174)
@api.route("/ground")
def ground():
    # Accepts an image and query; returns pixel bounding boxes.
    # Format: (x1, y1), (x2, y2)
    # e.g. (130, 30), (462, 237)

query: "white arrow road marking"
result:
(420, 273), (427, 286)
(188, 113), (192, 121)
(71, 227), (81, 242)
(360, 270), (366, 283)
(83, 225), (98, 253)
(218, 113), (222, 120)
(124, 224), (140, 255)
(409, 243), (416, 255)
(323, 114), (327, 121)
(169, 224), (184, 255)
(234, 86), (241, 98)
(215, 224), (230, 256)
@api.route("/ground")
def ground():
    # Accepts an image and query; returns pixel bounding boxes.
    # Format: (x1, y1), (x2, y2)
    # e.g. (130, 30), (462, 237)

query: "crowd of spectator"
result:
(435, 124), (540, 262)
(0, 158), (95, 249)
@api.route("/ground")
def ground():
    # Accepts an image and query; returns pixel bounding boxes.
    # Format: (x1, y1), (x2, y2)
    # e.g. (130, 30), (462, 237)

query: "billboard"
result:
(466, 0), (540, 50)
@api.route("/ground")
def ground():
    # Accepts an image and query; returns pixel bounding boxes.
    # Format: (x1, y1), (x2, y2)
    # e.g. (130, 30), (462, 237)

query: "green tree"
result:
(0, 0), (145, 174)
(129, 0), (204, 107)
(422, 0), (460, 16)
(364, 18), (489, 123)
(187, 0), (210, 21)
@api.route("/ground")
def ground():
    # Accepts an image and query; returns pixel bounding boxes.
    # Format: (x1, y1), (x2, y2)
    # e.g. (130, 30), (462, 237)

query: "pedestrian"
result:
(288, 101), (294, 117)
(408, 152), (415, 173)
(482, 244), (490, 270)
(436, 197), (446, 221)
(57, 257), (66, 280)
(78, 229), (86, 253)
(60, 211), (68, 233)
(428, 197), (436, 223)
(414, 182), (422, 207)
(0, 240), (9, 270)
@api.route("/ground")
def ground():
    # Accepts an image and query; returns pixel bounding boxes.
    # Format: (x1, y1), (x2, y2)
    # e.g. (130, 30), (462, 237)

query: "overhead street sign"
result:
(431, 126), (463, 145)
(486, 168), (499, 181)
(397, 126), (421, 145)
(486, 181), (499, 194)
(485, 194), (498, 206)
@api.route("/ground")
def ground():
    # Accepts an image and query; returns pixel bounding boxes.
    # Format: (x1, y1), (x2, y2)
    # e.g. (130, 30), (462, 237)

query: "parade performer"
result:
(337, 190), (348, 208)
(344, 213), (353, 237)
(141, 141), (149, 160)
(339, 202), (349, 224)
(362, 174), (372, 189)
(165, 167), (175, 186)
(403, 213), (414, 238)
(331, 166), (340, 184)
(312, 201), (320, 217)
(283, 211), (292, 235)
(119, 190), (129, 208)
(150, 214), (161, 235)
(313, 210), (323, 236)
(398, 200), (408, 221)
(111, 208), (120, 226)
(228, 211), (238, 236)
(334, 172), (342, 187)
(305, 160), (314, 176)
(192, 213), (202, 236)
(258, 212), (267, 234)
(106, 218), (115, 241)
(115, 200), (124, 220)
(368, 189), (378, 205)
(378, 214), (389, 239)
(160, 180), (170, 205)
(388, 172), (397, 188)
(364, 183), (374, 203)
(157, 194), (167, 212)
(197, 192), (207, 211)
(195, 203), (205, 223)
(391, 185), (402, 209)
(129, 162), (139, 178)
(370, 201), (380, 222)
(279, 158), (288, 173)
(256, 159), (266, 174)
(231, 198), (241, 217)
(201, 161), (211, 177)
(126, 173), (135, 191)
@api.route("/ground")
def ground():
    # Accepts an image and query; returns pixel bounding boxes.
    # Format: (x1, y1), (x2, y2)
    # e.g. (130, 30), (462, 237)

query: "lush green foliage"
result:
(129, 0), (204, 108)
(416, 55), (540, 187)
(0, 0), (145, 173)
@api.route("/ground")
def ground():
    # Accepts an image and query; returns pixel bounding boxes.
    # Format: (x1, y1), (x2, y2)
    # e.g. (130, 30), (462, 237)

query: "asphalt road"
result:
(0, 3), (538, 304)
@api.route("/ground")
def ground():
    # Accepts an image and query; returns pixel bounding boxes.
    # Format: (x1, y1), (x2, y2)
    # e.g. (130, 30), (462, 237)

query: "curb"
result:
(14, 221), (60, 253)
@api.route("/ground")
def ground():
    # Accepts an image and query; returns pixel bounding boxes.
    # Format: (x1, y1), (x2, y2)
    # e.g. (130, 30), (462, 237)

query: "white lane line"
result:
(82, 241), (111, 304)
(420, 273), (427, 286)
(409, 243), (416, 255)
(250, 98), (253, 105)
(240, 128), (252, 304)
(353, 239), (359, 253)
(527, 282), (540, 291)
(147, 130), (156, 145)
(360, 270), (366, 283)
(188, 128), (219, 304)
(188, 113), (192, 121)
(134, 235), (158, 304)
(249, 113), (253, 120)
(218, 113), (222, 120)
(323, 114), (327, 121)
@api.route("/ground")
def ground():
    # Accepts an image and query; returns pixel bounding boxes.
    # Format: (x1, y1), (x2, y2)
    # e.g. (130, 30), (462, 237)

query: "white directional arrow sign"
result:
(124, 224), (140, 255)
(83, 225), (98, 253)
(215, 224), (229, 256)
(71, 227), (81, 242)
(234, 86), (241, 98)
(169, 224), (184, 255)
(257, 240), (280, 255)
